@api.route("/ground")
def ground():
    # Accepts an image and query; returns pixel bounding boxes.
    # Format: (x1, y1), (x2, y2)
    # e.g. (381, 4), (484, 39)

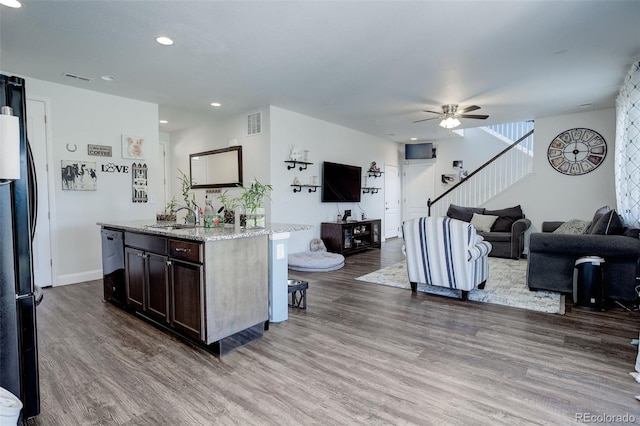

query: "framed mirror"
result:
(189, 146), (243, 189)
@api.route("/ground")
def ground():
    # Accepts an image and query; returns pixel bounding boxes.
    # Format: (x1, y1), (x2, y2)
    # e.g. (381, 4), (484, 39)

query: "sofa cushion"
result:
(587, 205), (611, 232)
(484, 205), (524, 232)
(470, 213), (498, 232)
(479, 231), (511, 243)
(589, 210), (624, 235)
(446, 204), (485, 222)
(552, 219), (591, 235)
(623, 227), (640, 239)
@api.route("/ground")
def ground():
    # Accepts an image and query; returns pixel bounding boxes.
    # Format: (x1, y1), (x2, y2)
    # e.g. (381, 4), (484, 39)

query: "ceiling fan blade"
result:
(422, 110), (442, 115)
(459, 114), (489, 120)
(413, 117), (440, 123)
(458, 105), (481, 114)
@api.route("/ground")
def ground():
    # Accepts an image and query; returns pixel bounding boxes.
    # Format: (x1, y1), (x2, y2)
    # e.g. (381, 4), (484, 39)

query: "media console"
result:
(321, 219), (381, 255)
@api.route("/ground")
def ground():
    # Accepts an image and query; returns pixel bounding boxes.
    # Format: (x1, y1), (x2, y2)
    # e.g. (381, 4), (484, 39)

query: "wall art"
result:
(441, 174), (456, 186)
(131, 163), (148, 203)
(88, 144), (112, 157)
(61, 160), (97, 191)
(122, 135), (145, 160)
(101, 163), (129, 173)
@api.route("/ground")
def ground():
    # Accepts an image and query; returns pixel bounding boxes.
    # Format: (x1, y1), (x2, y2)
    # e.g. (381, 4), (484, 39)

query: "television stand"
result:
(321, 219), (381, 255)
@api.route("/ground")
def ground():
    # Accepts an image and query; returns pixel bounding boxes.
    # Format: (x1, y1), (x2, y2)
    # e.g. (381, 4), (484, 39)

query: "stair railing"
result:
(427, 129), (534, 217)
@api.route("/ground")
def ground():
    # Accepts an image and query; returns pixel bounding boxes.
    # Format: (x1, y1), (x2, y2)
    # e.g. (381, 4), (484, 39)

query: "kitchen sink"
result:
(146, 223), (197, 230)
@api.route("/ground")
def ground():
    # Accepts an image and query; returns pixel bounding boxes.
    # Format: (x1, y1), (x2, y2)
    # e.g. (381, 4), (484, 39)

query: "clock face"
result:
(547, 128), (607, 175)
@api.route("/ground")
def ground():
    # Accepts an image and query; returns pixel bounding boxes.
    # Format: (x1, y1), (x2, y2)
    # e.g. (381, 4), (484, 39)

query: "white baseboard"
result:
(54, 269), (102, 287)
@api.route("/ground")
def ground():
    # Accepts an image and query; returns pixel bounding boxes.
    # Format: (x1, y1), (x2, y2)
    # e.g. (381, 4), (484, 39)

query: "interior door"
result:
(384, 164), (401, 238)
(402, 163), (436, 222)
(26, 99), (53, 288)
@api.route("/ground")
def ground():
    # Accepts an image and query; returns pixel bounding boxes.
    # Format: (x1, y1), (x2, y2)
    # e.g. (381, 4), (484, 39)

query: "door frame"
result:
(383, 163), (401, 239)
(27, 96), (57, 287)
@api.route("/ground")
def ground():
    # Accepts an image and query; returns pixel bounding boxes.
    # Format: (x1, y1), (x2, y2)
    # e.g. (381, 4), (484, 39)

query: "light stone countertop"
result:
(97, 220), (313, 242)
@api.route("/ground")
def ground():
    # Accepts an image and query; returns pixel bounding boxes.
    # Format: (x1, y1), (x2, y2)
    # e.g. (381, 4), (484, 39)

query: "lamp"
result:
(0, 106), (20, 181)
(439, 116), (461, 129)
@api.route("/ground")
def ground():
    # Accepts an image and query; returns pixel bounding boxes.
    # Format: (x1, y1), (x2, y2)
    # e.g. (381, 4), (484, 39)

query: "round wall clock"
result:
(547, 128), (607, 175)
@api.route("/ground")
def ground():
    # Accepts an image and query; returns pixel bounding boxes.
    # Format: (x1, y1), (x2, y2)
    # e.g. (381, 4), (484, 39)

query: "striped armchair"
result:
(403, 216), (492, 300)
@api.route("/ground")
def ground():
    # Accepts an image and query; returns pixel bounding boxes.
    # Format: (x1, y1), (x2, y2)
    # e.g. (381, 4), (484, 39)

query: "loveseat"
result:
(446, 204), (531, 259)
(527, 206), (640, 302)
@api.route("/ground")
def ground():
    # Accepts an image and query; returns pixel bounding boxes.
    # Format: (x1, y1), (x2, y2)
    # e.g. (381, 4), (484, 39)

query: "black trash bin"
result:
(573, 256), (605, 310)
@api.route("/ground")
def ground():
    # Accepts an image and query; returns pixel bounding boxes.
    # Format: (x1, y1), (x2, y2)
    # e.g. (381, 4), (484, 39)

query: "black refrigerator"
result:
(0, 74), (41, 421)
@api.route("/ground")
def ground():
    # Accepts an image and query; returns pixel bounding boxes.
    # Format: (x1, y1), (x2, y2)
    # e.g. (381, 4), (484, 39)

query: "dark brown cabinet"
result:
(124, 247), (146, 310)
(170, 259), (203, 339)
(321, 219), (381, 255)
(124, 233), (169, 324)
(168, 238), (204, 339)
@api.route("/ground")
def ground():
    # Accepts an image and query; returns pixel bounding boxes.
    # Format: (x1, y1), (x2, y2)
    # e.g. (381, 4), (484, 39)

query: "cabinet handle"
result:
(166, 260), (172, 266)
(175, 247), (191, 253)
(137, 253), (144, 258)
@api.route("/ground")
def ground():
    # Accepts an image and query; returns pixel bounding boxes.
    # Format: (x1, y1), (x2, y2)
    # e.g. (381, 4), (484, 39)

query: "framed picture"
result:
(459, 170), (469, 180)
(122, 135), (145, 160)
(61, 160), (97, 191)
(453, 160), (463, 169)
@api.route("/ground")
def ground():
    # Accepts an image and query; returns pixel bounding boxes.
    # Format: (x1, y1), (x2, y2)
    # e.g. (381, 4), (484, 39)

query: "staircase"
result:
(428, 121), (535, 217)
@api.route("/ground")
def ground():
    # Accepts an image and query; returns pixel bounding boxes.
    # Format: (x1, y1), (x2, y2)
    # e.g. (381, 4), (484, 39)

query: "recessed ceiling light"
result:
(100, 75), (115, 81)
(210, 102), (221, 107)
(155, 36), (174, 46)
(410, 137), (418, 141)
(579, 103), (593, 108)
(553, 49), (569, 55)
(159, 120), (168, 124)
(0, 0), (22, 8)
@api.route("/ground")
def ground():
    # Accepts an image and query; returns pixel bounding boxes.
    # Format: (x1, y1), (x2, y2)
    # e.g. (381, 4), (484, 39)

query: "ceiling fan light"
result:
(439, 117), (461, 129)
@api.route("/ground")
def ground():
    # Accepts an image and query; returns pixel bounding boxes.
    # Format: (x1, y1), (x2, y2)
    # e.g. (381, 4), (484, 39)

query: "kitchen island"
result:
(97, 220), (312, 355)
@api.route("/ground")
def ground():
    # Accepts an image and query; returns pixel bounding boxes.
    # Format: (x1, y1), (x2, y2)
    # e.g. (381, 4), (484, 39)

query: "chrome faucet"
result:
(173, 205), (200, 225)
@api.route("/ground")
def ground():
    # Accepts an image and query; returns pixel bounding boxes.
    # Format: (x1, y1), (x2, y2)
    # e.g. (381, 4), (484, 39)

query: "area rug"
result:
(356, 258), (565, 314)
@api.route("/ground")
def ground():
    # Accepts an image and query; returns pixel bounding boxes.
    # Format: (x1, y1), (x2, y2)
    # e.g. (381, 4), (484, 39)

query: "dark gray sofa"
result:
(446, 204), (531, 259)
(527, 220), (640, 302)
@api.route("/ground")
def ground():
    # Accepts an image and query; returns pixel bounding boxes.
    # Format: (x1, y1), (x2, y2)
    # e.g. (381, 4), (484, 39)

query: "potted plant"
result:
(216, 190), (240, 227)
(178, 169), (198, 223)
(238, 179), (273, 228)
(156, 196), (178, 222)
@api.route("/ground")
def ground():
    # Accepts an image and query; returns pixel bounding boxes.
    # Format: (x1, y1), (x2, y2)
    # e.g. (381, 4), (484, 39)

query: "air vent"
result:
(62, 72), (92, 82)
(247, 112), (261, 135)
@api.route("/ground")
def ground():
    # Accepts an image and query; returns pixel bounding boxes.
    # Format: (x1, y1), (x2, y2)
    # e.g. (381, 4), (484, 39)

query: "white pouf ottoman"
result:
(288, 251), (345, 272)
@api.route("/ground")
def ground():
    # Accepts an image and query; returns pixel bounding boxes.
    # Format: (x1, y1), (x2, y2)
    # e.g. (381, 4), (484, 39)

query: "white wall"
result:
(402, 128), (508, 203)
(412, 108), (616, 252)
(484, 108), (616, 232)
(269, 106), (399, 253)
(22, 75), (159, 285)
(168, 108), (270, 216)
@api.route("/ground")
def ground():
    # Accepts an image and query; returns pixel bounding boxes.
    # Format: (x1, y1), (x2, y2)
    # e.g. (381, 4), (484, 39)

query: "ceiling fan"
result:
(413, 104), (489, 129)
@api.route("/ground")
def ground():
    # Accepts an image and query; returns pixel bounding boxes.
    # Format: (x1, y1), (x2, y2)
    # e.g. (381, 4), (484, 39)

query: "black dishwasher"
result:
(101, 228), (125, 305)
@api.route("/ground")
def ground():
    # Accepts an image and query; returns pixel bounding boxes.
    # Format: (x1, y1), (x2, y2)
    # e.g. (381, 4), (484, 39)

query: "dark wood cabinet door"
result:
(146, 252), (169, 323)
(124, 247), (145, 310)
(170, 260), (203, 340)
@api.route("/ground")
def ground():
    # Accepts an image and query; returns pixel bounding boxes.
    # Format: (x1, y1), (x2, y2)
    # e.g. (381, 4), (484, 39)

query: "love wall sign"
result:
(101, 163), (129, 173)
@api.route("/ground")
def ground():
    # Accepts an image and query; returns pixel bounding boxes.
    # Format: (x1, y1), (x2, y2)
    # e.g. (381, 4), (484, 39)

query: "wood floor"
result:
(28, 238), (640, 425)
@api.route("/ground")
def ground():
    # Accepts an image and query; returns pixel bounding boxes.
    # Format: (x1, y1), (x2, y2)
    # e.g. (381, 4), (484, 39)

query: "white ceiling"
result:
(1, 1), (639, 142)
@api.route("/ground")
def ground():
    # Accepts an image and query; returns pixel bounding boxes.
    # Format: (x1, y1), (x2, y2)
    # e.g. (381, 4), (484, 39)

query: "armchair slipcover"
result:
(403, 216), (492, 299)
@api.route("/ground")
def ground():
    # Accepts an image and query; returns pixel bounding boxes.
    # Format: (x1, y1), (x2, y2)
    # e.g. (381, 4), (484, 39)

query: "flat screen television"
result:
(321, 161), (362, 203)
(405, 142), (434, 159)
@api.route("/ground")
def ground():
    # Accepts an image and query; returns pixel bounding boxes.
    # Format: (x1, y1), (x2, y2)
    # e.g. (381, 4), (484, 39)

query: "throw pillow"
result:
(446, 204), (485, 222)
(552, 219), (591, 235)
(589, 210), (624, 235)
(470, 213), (499, 233)
(587, 205), (611, 233)
(484, 205), (524, 232)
